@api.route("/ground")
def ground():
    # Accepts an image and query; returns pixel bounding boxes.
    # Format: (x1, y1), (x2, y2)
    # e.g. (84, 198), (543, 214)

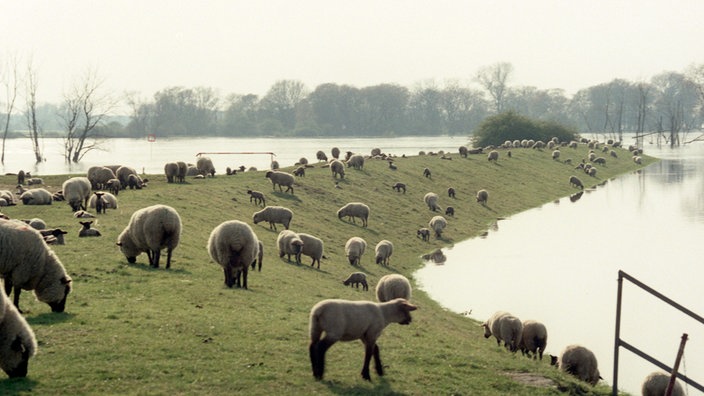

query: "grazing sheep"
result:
(78, 221), (102, 237)
(252, 206), (293, 231)
(19, 188), (52, 205)
(417, 228), (430, 241)
(641, 371), (684, 396)
(476, 189), (489, 205)
(316, 150), (328, 162)
(88, 166), (117, 190)
(445, 206), (454, 216)
(459, 146), (468, 158)
(569, 175), (584, 189)
(423, 167), (432, 178)
(298, 233), (324, 268)
(116, 204), (182, 269)
(551, 344), (600, 386)
(424, 192), (441, 212)
(330, 159), (345, 179)
(0, 219), (73, 313)
(164, 162), (178, 183)
(337, 202), (370, 227)
(105, 178), (121, 195)
(375, 274), (411, 302)
(593, 157), (606, 165)
(207, 220), (259, 289)
(346, 154), (365, 170)
(552, 150), (560, 160)
(277, 230), (304, 264)
(265, 170), (295, 194)
(447, 187), (456, 198)
(39, 229), (68, 245)
(0, 281), (37, 378)
(344, 237), (367, 265)
(196, 156), (216, 177)
(16, 170), (25, 185)
(342, 272), (368, 290)
(374, 240), (393, 266)
(588, 167), (597, 177)
(116, 166), (139, 189)
(429, 215), (447, 238)
(487, 150), (499, 162)
(297, 157), (309, 166)
(518, 320), (547, 360)
(392, 182), (406, 193)
(247, 190), (266, 207)
(308, 298), (417, 381)
(331, 147), (340, 159)
(633, 156), (642, 164)
(88, 191), (118, 212)
(482, 311), (523, 352)
(126, 173), (146, 189)
(293, 166), (305, 177)
(62, 177), (92, 211)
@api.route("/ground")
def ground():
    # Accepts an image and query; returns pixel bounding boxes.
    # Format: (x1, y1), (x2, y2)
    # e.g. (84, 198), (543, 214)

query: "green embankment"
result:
(0, 147), (654, 395)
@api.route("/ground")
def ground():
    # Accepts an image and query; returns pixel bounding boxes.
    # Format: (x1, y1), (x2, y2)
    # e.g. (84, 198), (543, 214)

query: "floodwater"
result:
(415, 142), (704, 395)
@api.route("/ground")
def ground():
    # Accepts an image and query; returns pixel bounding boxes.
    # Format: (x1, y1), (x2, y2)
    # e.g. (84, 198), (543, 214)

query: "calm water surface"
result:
(415, 142), (704, 395)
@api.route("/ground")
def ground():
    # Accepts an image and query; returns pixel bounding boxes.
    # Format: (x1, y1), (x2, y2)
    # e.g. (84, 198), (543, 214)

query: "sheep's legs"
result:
(311, 337), (334, 380)
(166, 248), (172, 269)
(361, 342), (377, 380)
(224, 265), (235, 288)
(372, 344), (383, 376)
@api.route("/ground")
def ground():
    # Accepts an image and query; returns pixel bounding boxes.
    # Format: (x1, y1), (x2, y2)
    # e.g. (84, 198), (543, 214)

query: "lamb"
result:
(19, 188), (52, 205)
(252, 206), (293, 231)
(127, 173), (146, 189)
(550, 344), (600, 386)
(293, 166), (305, 177)
(62, 176), (92, 211)
(207, 220), (260, 289)
(641, 371), (684, 396)
(164, 162), (178, 183)
(588, 167), (597, 177)
(487, 150), (499, 162)
(392, 182), (406, 193)
(105, 178), (121, 195)
(265, 170), (295, 194)
(39, 228), (68, 245)
(424, 192), (441, 212)
(0, 280), (37, 378)
(633, 156), (642, 164)
(342, 272), (368, 290)
(346, 154), (364, 170)
(196, 156), (216, 177)
(176, 161), (187, 183)
(277, 230), (304, 264)
(423, 167), (432, 178)
(417, 228), (430, 241)
(447, 187), (456, 198)
(26, 178), (43, 186)
(482, 311), (523, 352)
(344, 237), (367, 265)
(569, 175), (584, 189)
(330, 159), (345, 179)
(116, 204), (182, 269)
(445, 206), (455, 216)
(476, 189), (489, 205)
(375, 274), (411, 302)
(388, 161), (397, 170)
(374, 240), (393, 266)
(0, 219), (73, 313)
(73, 210), (95, 218)
(337, 202), (370, 227)
(298, 232), (324, 268)
(593, 157), (606, 165)
(429, 215), (447, 238)
(518, 320), (547, 360)
(88, 191), (118, 212)
(247, 190), (266, 206)
(78, 221), (102, 237)
(308, 298), (417, 380)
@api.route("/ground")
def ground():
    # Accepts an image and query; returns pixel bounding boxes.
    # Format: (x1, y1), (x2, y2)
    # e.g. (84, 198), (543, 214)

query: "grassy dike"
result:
(0, 146), (656, 395)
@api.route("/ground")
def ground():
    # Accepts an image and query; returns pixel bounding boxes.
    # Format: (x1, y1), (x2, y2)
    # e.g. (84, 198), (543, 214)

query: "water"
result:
(415, 142), (704, 395)
(0, 136), (465, 176)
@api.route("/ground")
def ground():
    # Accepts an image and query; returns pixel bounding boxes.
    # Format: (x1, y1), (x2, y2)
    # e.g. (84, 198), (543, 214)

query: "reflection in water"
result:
(569, 191), (584, 202)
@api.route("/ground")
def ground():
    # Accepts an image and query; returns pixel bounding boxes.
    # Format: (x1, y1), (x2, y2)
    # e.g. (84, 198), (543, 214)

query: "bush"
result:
(471, 111), (577, 147)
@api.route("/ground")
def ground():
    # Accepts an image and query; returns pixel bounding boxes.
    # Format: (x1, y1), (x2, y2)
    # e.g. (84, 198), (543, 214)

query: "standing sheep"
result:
(428, 215), (447, 238)
(416, 228), (430, 241)
(0, 281), (37, 377)
(551, 344), (601, 386)
(308, 298), (417, 381)
(265, 171), (295, 194)
(252, 206), (293, 231)
(62, 177), (92, 211)
(391, 182), (406, 193)
(316, 150), (328, 162)
(518, 320), (547, 360)
(207, 220), (259, 289)
(641, 371), (684, 396)
(337, 202), (370, 227)
(116, 166), (139, 189)
(0, 220), (73, 313)
(330, 159), (345, 179)
(447, 187), (456, 198)
(164, 162), (178, 183)
(482, 311), (523, 352)
(344, 237), (367, 265)
(247, 190), (266, 206)
(331, 147), (340, 159)
(176, 161), (187, 183)
(488, 150), (499, 162)
(298, 232), (325, 268)
(424, 192), (442, 212)
(346, 154), (365, 170)
(277, 230), (304, 265)
(569, 175), (584, 189)
(374, 240), (393, 266)
(342, 272), (368, 290)
(375, 274), (411, 302)
(476, 189), (489, 205)
(196, 156), (216, 177)
(87, 166), (117, 190)
(116, 204), (182, 269)
(423, 167), (432, 178)
(552, 150), (561, 160)
(459, 146), (468, 158)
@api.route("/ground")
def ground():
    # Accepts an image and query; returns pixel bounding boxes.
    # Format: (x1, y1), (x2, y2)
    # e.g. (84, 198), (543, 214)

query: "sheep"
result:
(0, 219), (73, 313)
(344, 151), (353, 161)
(331, 147), (340, 159)
(392, 182), (406, 193)
(298, 232), (324, 268)
(19, 188), (52, 205)
(39, 228), (68, 245)
(518, 320), (547, 360)
(447, 187), (456, 198)
(429, 215), (447, 238)
(593, 157), (606, 165)
(459, 146), (468, 158)
(116, 166), (139, 189)
(388, 161), (397, 170)
(0, 280), (37, 378)
(337, 202), (370, 227)
(641, 371), (684, 396)
(105, 178), (121, 195)
(375, 274), (411, 302)
(62, 177), (92, 211)
(330, 159), (345, 179)
(246, 190), (266, 206)
(342, 272), (368, 290)
(633, 155), (642, 164)
(270, 160), (280, 170)
(487, 150), (499, 162)
(196, 156), (216, 177)
(16, 170), (25, 185)
(186, 165), (200, 177)
(88, 166), (117, 190)
(569, 175), (584, 189)
(423, 167), (432, 178)
(374, 240), (393, 266)
(346, 154), (365, 170)
(476, 189), (489, 205)
(424, 192), (442, 212)
(251, 239), (264, 272)
(277, 230), (304, 264)
(175, 161), (187, 183)
(88, 191), (118, 212)
(344, 237), (367, 265)
(308, 298), (417, 381)
(468, 148), (483, 154)
(445, 206), (454, 216)
(20, 218), (45, 230)
(0, 190), (15, 206)
(164, 162), (178, 183)
(417, 228), (430, 241)
(252, 206), (293, 231)
(297, 157), (309, 166)
(116, 204), (182, 269)
(588, 167), (597, 177)
(609, 150), (618, 158)
(207, 220), (259, 289)
(265, 170), (295, 194)
(422, 248), (446, 263)
(127, 173), (146, 189)
(93, 192), (107, 214)
(482, 311), (523, 352)
(551, 344), (600, 386)
(78, 221), (102, 237)
(316, 150), (328, 162)
(293, 166), (306, 177)
(26, 178), (43, 185)
(552, 150), (560, 160)
(73, 210), (95, 218)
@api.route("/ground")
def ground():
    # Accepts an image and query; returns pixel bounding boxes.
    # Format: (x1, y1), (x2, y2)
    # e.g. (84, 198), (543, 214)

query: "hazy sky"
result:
(2, 0), (702, 104)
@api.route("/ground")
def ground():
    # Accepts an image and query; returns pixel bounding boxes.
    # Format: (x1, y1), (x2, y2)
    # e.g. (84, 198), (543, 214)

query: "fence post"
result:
(666, 333), (688, 396)
(613, 271), (624, 395)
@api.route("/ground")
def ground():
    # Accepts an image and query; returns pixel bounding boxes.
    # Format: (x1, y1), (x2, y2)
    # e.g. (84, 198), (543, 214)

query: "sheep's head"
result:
(36, 275), (72, 313)
(481, 323), (492, 338)
(392, 299), (417, 325)
(1, 336), (32, 378)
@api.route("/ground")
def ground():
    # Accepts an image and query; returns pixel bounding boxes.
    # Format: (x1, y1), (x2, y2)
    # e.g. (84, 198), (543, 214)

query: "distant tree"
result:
(440, 82), (488, 135)
(358, 84), (409, 135)
(260, 80), (307, 133)
(221, 93), (260, 136)
(472, 111), (576, 147)
(1, 54), (19, 164)
(24, 59), (42, 163)
(475, 62), (513, 113)
(651, 71), (699, 146)
(407, 82), (443, 135)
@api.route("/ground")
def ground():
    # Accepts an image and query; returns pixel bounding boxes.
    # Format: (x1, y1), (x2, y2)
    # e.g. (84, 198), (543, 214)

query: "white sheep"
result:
(308, 298), (418, 380)
(487, 150), (499, 162)
(0, 219), (73, 313)
(25, 178), (43, 185)
(116, 204), (182, 269)
(22, 218), (46, 230)
(423, 192), (441, 212)
(428, 215), (447, 238)
(346, 154), (364, 170)
(196, 156), (216, 177)
(482, 311), (523, 352)
(417, 228), (430, 241)
(88, 192), (118, 211)
(78, 221), (102, 237)
(277, 230), (304, 264)
(551, 344), (600, 386)
(62, 177), (92, 211)
(342, 272), (368, 290)
(552, 150), (560, 160)
(116, 166), (139, 189)
(207, 220), (259, 289)
(518, 320), (547, 360)
(164, 162), (179, 183)
(176, 161), (187, 183)
(19, 188), (52, 205)
(265, 170), (295, 194)
(476, 189), (489, 205)
(330, 159), (345, 179)
(252, 206), (293, 231)
(337, 202), (370, 227)
(344, 237), (367, 265)
(641, 371), (684, 396)
(0, 280), (37, 378)
(374, 240), (393, 266)
(375, 274), (411, 302)
(298, 232), (324, 268)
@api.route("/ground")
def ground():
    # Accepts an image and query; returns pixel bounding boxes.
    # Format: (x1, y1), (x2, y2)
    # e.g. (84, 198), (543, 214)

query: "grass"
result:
(0, 146), (655, 395)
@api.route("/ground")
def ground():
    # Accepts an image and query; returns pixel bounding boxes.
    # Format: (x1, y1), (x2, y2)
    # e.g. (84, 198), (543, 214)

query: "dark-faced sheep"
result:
(252, 206), (293, 231)
(196, 156), (216, 177)
(447, 187), (456, 198)
(459, 146), (468, 158)
(16, 170), (25, 185)
(569, 175), (584, 189)
(550, 344), (600, 386)
(347, 154), (364, 170)
(482, 311), (523, 352)
(445, 206), (454, 216)
(116, 205), (182, 268)
(342, 272), (368, 290)
(293, 166), (305, 177)
(429, 216), (447, 238)
(374, 240), (393, 266)
(298, 233), (325, 269)
(62, 177), (92, 212)
(487, 150), (499, 162)
(344, 237), (366, 265)
(476, 189), (489, 205)
(337, 202), (370, 227)
(265, 171), (295, 194)
(417, 228), (430, 241)
(392, 182), (406, 193)
(0, 281), (37, 377)
(277, 230), (304, 265)
(330, 159), (345, 179)
(424, 192), (441, 212)
(19, 189), (52, 205)
(518, 320), (547, 360)
(247, 190), (266, 207)
(316, 150), (328, 162)
(78, 221), (102, 237)
(423, 167), (431, 178)
(641, 371), (684, 396)
(207, 220), (259, 289)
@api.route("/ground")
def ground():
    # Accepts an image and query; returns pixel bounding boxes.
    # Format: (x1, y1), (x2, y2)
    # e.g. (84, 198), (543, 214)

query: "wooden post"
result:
(666, 333), (688, 396)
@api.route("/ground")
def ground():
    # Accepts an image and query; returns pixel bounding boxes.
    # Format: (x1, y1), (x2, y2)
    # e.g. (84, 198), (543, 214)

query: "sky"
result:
(1, 0), (703, 107)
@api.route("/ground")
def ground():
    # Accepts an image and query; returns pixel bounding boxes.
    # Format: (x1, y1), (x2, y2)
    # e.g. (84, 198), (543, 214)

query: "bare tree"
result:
(475, 62), (513, 113)
(1, 54), (20, 164)
(24, 60), (42, 163)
